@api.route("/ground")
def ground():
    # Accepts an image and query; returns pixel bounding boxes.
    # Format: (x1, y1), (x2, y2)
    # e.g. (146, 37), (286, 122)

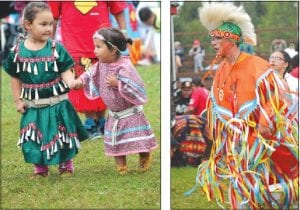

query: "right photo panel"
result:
(171, 1), (299, 209)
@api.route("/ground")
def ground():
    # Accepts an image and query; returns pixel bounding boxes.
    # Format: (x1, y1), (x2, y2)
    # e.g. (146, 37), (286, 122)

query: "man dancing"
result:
(189, 2), (299, 209)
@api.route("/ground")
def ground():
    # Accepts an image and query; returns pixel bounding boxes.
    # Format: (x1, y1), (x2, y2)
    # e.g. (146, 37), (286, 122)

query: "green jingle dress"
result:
(3, 39), (88, 165)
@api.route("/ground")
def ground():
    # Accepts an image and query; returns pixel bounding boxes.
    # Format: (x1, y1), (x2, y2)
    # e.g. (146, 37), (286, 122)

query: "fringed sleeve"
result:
(259, 72), (299, 180)
(80, 63), (100, 100)
(256, 71), (298, 165)
(117, 65), (147, 105)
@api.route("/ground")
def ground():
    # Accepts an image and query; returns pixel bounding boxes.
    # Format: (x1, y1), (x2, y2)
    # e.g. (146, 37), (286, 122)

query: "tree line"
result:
(173, 1), (298, 59)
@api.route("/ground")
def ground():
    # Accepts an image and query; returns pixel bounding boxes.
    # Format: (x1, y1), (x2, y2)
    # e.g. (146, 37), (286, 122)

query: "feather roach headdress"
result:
(198, 2), (256, 46)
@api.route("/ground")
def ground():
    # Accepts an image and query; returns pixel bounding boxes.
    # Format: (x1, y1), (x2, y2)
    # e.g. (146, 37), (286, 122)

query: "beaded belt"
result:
(108, 105), (143, 146)
(24, 94), (68, 108)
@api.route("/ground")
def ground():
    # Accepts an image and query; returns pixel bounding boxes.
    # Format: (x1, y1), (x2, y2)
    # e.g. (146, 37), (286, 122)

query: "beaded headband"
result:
(209, 22), (242, 44)
(93, 32), (121, 52)
(210, 30), (241, 41)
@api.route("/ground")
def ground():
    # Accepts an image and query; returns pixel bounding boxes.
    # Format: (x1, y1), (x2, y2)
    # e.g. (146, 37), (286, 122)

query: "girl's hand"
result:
(69, 79), (83, 89)
(14, 99), (27, 114)
(105, 74), (118, 87)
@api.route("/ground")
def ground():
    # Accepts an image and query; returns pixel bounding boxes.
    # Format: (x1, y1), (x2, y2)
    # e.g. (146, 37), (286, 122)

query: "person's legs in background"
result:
(194, 55), (198, 73)
(84, 110), (106, 139)
(69, 57), (107, 139)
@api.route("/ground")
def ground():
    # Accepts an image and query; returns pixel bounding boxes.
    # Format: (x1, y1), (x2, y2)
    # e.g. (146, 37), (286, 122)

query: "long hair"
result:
(280, 50), (292, 76)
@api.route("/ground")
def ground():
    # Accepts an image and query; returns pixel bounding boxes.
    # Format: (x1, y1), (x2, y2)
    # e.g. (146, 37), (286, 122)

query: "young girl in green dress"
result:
(3, 2), (88, 177)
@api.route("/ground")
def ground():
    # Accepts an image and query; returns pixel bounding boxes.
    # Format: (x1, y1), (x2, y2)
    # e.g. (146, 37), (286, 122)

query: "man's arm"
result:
(114, 11), (126, 30)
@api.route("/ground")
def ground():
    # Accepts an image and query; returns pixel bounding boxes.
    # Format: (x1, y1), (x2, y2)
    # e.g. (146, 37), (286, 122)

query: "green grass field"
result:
(1, 64), (161, 209)
(171, 167), (220, 209)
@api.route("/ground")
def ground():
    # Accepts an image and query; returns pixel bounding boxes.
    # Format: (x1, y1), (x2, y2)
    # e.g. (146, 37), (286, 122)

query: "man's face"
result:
(210, 36), (233, 57)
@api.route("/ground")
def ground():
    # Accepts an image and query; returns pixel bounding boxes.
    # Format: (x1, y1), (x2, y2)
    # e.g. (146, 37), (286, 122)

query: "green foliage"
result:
(173, 1), (298, 58)
(173, 2), (207, 47)
(1, 64), (160, 209)
(174, 2), (202, 24)
(253, 2), (298, 53)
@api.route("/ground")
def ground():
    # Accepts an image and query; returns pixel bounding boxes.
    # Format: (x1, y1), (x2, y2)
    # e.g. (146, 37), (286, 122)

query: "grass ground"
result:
(1, 64), (160, 209)
(171, 167), (220, 209)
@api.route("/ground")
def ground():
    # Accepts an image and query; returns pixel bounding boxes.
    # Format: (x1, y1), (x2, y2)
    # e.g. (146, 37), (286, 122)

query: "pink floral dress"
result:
(80, 56), (157, 156)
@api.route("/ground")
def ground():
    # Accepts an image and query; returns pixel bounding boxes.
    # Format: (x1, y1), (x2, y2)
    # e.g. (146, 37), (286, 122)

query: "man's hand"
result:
(204, 124), (213, 141)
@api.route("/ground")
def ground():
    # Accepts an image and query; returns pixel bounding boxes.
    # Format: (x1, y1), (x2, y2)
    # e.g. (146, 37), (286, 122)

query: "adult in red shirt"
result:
(184, 77), (209, 116)
(48, 1), (127, 138)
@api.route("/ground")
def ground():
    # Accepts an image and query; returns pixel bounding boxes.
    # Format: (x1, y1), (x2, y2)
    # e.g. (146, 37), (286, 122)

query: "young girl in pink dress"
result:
(73, 28), (157, 174)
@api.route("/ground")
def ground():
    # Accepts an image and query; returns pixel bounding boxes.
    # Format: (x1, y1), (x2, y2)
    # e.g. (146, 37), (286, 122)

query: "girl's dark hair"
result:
(290, 54), (299, 70)
(96, 27), (133, 56)
(279, 50), (291, 76)
(18, 2), (50, 43)
(192, 77), (204, 87)
(138, 7), (152, 23)
(22, 2), (50, 23)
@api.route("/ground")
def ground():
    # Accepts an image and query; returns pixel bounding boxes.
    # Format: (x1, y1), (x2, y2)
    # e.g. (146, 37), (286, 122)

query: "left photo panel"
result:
(0, 1), (161, 209)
